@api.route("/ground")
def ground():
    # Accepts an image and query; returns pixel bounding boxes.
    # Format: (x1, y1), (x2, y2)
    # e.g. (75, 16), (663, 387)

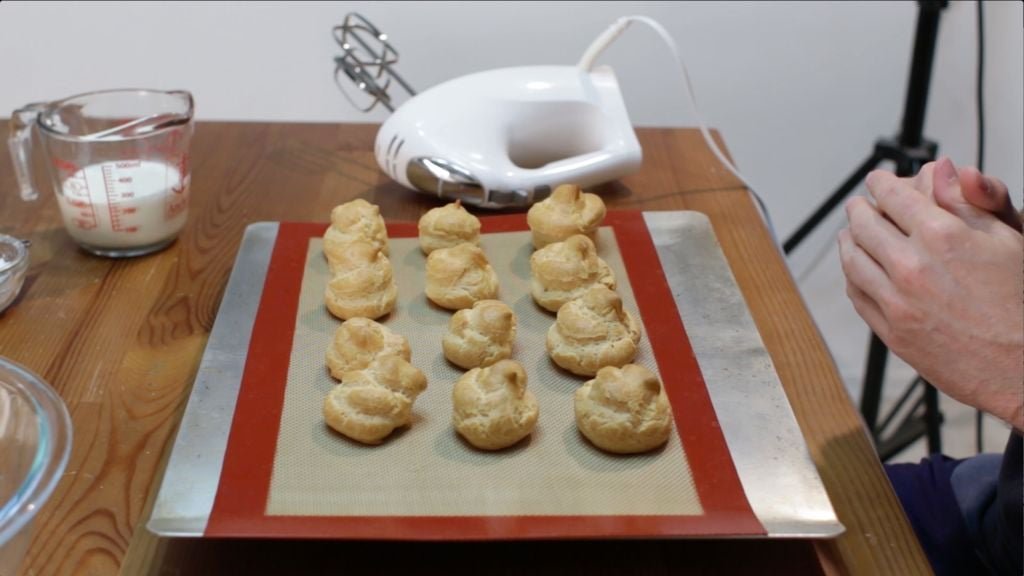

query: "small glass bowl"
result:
(0, 357), (72, 572)
(0, 235), (29, 314)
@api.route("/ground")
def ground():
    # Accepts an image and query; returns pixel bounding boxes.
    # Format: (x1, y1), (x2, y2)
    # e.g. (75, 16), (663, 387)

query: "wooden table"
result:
(0, 122), (930, 575)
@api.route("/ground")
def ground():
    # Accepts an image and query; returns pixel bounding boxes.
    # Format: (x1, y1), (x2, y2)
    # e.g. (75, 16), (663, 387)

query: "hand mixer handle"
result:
(7, 103), (47, 201)
(499, 95), (642, 200)
(511, 148), (642, 196)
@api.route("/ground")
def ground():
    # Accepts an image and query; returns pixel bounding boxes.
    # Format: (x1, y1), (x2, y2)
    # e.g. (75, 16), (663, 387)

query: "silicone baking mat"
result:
(205, 212), (764, 539)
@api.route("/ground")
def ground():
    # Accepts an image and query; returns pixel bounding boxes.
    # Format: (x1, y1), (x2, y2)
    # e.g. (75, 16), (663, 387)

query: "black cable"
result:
(976, 0), (985, 176)
(975, 0), (985, 455)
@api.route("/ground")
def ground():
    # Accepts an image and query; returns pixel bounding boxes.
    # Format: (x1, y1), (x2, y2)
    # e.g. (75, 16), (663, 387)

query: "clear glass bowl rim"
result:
(0, 357), (72, 546)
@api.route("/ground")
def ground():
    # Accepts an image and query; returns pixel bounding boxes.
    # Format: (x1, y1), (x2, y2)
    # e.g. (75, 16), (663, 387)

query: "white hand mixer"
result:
(333, 14), (759, 211)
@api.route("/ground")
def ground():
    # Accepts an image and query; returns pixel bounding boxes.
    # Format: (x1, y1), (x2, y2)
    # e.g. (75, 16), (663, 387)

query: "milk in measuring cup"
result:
(56, 160), (189, 249)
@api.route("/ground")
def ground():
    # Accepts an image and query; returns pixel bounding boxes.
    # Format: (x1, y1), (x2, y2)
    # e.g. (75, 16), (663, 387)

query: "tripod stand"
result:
(784, 1), (948, 460)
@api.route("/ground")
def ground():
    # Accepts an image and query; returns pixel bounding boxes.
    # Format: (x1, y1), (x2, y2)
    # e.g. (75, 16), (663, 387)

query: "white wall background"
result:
(1, 1), (1020, 457)
(1, 0), (1020, 247)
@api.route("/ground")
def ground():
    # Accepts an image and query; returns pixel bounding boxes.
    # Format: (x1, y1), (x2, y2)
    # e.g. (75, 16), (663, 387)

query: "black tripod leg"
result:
(784, 152), (884, 254)
(924, 380), (942, 453)
(861, 332), (890, 436)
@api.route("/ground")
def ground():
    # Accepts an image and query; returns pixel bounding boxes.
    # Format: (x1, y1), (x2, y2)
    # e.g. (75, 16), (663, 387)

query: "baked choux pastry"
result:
(526, 184), (606, 249)
(452, 360), (539, 450)
(323, 237), (383, 275)
(575, 364), (673, 454)
(530, 234), (616, 312)
(324, 198), (389, 263)
(324, 242), (398, 320)
(323, 355), (427, 444)
(442, 300), (517, 369)
(418, 200), (482, 254)
(546, 285), (641, 376)
(326, 318), (411, 380)
(425, 243), (499, 310)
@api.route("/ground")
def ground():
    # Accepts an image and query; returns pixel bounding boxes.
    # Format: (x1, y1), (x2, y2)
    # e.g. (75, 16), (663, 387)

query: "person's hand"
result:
(839, 157), (1024, 431)
(951, 166), (1022, 232)
(899, 160), (1021, 231)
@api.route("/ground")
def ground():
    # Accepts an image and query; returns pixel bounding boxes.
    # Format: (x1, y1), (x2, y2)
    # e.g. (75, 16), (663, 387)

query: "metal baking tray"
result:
(148, 211), (842, 539)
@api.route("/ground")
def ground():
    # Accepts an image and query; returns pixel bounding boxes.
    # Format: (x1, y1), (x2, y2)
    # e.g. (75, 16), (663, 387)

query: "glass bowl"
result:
(0, 235), (29, 314)
(0, 357), (72, 573)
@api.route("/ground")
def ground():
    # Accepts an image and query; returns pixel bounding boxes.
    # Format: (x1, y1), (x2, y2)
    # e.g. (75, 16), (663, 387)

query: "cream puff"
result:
(323, 355), (427, 444)
(424, 243), (499, 310)
(546, 285), (641, 376)
(324, 241), (397, 320)
(324, 198), (389, 263)
(530, 234), (615, 312)
(452, 359), (539, 450)
(323, 237), (384, 275)
(442, 300), (517, 369)
(575, 364), (673, 454)
(526, 184), (606, 249)
(418, 200), (482, 254)
(326, 317), (411, 380)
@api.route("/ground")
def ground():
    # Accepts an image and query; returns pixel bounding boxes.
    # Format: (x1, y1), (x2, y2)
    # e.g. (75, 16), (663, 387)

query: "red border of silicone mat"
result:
(205, 211), (765, 539)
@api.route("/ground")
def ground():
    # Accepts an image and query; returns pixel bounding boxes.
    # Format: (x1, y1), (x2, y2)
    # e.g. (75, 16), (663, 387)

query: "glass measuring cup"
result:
(8, 89), (194, 257)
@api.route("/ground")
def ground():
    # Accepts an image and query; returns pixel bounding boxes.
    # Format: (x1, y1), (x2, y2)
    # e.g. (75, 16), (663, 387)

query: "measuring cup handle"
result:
(7, 103), (47, 201)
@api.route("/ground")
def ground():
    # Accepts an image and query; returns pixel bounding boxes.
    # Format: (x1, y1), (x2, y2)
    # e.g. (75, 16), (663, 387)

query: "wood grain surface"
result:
(0, 122), (930, 575)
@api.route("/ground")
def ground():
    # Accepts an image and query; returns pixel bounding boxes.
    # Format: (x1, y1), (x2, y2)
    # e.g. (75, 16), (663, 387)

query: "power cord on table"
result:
(579, 15), (779, 245)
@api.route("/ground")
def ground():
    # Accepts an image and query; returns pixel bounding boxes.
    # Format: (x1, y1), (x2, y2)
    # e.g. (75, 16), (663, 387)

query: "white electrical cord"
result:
(580, 15), (779, 243)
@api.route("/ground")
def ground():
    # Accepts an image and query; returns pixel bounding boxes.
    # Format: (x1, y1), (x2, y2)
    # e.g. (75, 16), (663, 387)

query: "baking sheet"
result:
(148, 211), (843, 540)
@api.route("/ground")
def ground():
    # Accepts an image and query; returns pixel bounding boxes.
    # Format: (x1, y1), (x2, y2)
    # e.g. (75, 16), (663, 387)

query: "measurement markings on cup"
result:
(102, 161), (141, 233)
(54, 157), (99, 231)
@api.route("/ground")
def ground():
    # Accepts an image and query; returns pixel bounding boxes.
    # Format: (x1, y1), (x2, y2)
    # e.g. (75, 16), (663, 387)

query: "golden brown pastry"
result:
(418, 200), (482, 254)
(324, 198), (389, 264)
(324, 241), (398, 320)
(323, 355), (427, 444)
(546, 285), (641, 376)
(530, 234), (616, 312)
(526, 184), (606, 249)
(323, 237), (382, 275)
(575, 364), (673, 454)
(442, 300), (516, 369)
(424, 243), (499, 310)
(326, 317), (411, 380)
(452, 360), (539, 450)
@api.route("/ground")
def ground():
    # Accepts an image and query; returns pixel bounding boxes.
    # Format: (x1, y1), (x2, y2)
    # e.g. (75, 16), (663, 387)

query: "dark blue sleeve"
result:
(886, 454), (985, 576)
(886, 432), (1023, 576)
(983, 432), (1022, 575)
